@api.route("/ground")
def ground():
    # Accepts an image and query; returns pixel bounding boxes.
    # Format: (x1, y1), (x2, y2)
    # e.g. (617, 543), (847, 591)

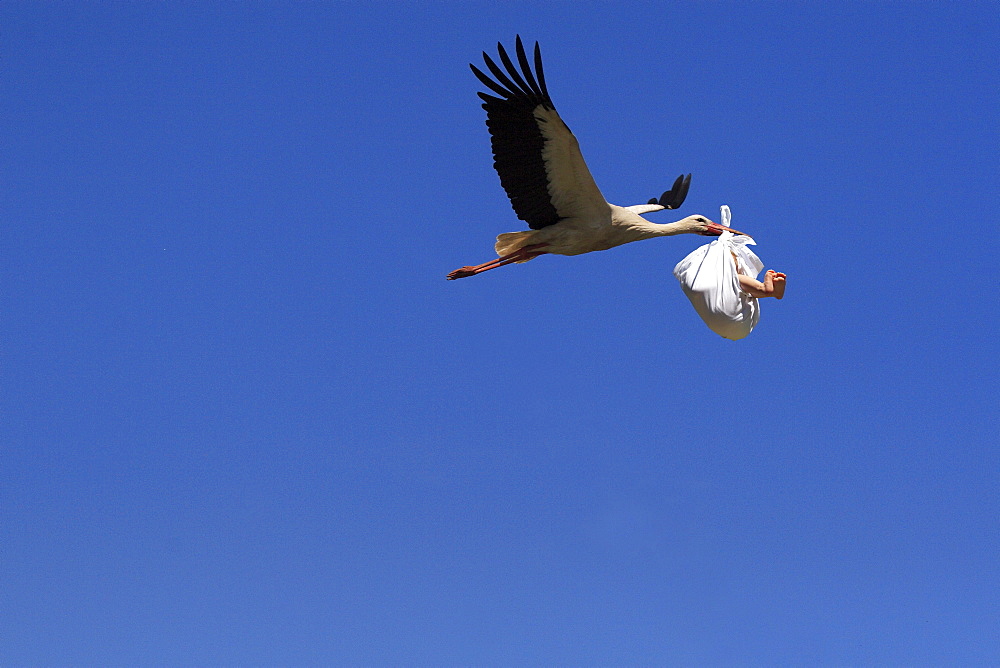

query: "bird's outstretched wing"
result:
(628, 176), (692, 215)
(471, 36), (610, 230)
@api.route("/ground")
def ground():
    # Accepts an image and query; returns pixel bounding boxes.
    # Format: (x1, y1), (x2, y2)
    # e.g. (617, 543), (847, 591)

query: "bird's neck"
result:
(628, 218), (693, 239)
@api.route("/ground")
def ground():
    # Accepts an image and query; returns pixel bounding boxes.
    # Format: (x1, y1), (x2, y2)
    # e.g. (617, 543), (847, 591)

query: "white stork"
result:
(448, 36), (744, 280)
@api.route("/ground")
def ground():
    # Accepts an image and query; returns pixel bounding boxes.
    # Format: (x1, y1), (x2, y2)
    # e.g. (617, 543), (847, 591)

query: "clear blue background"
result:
(2, 2), (997, 664)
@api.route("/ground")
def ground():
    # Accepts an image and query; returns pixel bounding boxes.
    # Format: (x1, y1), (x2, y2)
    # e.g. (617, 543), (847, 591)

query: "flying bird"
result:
(448, 36), (744, 280)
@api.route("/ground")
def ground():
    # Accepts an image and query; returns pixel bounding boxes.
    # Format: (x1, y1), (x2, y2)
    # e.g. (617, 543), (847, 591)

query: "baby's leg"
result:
(738, 270), (787, 299)
(737, 274), (768, 298)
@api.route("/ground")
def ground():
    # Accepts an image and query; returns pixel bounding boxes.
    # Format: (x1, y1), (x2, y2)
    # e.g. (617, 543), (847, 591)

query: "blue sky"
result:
(2, 1), (997, 665)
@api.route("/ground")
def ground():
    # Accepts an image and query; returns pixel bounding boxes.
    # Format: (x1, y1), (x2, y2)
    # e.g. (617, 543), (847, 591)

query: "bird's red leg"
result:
(471, 248), (547, 273)
(447, 244), (548, 280)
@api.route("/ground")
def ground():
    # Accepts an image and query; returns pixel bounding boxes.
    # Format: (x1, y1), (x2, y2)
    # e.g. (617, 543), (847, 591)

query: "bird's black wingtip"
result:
(657, 173), (691, 209)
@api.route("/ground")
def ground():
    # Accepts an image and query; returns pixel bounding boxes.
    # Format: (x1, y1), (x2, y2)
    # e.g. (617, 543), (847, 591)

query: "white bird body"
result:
(448, 37), (742, 280)
(496, 205), (719, 259)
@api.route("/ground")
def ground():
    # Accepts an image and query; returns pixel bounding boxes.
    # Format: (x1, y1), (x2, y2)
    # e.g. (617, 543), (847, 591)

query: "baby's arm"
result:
(738, 270), (786, 299)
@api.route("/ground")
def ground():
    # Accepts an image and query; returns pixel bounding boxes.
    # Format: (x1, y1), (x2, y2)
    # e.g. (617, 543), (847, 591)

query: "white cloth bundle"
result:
(673, 206), (764, 340)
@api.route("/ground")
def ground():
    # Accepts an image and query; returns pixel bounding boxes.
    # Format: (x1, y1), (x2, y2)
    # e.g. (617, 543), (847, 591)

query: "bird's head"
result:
(682, 215), (747, 236)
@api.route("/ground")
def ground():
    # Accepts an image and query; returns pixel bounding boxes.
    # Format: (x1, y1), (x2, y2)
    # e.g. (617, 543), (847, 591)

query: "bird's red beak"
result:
(703, 222), (747, 236)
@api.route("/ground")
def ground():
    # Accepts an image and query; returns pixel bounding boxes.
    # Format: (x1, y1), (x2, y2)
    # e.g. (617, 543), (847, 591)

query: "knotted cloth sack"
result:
(673, 206), (764, 340)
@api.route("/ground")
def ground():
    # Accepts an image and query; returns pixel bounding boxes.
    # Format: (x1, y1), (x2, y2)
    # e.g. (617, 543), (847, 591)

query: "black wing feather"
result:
(533, 42), (551, 101)
(515, 36), (544, 98)
(649, 174), (691, 209)
(481, 53), (524, 99)
(470, 63), (514, 100)
(496, 42), (535, 99)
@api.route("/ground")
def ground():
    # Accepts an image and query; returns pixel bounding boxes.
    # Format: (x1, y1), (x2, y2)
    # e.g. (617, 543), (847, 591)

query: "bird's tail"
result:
(495, 231), (538, 262)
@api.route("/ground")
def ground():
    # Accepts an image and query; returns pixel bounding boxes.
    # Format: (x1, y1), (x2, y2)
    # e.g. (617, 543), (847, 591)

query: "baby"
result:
(673, 205), (785, 340)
